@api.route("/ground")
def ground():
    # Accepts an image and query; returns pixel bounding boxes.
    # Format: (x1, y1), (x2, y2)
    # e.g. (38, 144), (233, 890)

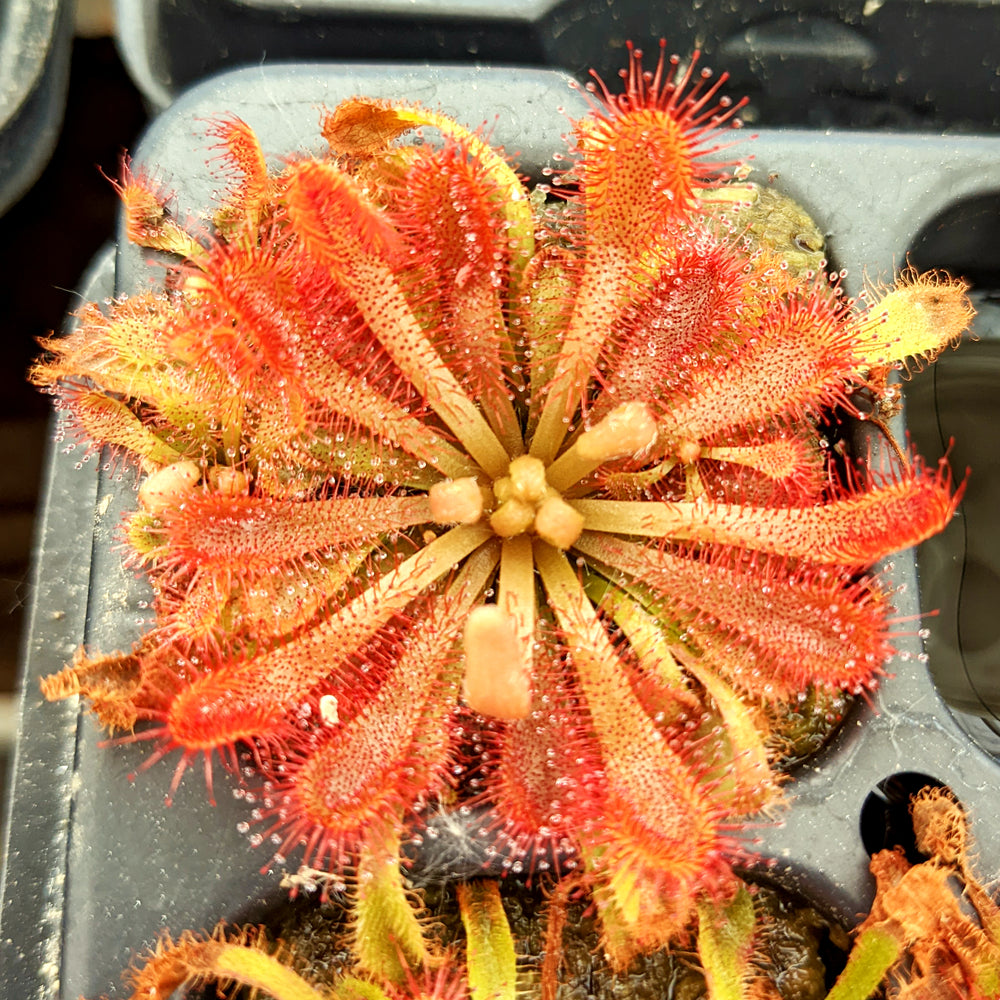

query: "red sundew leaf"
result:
(533, 541), (731, 936)
(575, 532), (893, 698)
(168, 236), (424, 439)
(154, 525), (492, 771)
(255, 546), (500, 872)
(693, 427), (828, 507)
(655, 278), (860, 448)
(282, 158), (402, 278)
(470, 633), (603, 872)
(207, 232), (421, 419)
(52, 387), (186, 472)
(529, 45), (748, 463)
(151, 493), (432, 575)
(573, 41), (745, 252)
(110, 162), (207, 259)
(257, 626), (459, 873)
(123, 924), (330, 1000)
(285, 158), (510, 478)
(392, 143), (510, 303)
(140, 493), (436, 649)
(205, 116), (270, 236)
(169, 242), (316, 389)
(214, 234), (431, 434)
(594, 227), (752, 419)
(577, 453), (961, 566)
(600, 425), (827, 508)
(389, 143), (520, 448)
(163, 235), (475, 481)
(277, 349), (476, 483)
(145, 570), (235, 648)
(740, 455), (963, 564)
(151, 538), (378, 649)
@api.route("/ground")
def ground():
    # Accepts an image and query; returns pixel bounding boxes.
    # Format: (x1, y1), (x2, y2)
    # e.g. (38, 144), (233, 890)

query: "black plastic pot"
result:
(0, 0), (74, 216)
(906, 200), (1000, 739)
(113, 0), (1000, 132)
(2, 62), (1000, 1000)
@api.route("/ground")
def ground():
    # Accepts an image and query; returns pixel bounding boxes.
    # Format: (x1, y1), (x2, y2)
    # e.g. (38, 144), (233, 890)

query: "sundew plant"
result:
(32, 40), (976, 994)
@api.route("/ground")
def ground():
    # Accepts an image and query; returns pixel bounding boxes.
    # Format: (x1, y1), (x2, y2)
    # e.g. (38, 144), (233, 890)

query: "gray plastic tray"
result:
(2, 63), (1000, 999)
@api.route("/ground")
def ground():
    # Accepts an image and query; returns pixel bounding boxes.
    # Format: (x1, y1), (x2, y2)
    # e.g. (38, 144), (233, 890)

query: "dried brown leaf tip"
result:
(829, 787), (1000, 1000)
(120, 923), (338, 1000)
(33, 39), (977, 977)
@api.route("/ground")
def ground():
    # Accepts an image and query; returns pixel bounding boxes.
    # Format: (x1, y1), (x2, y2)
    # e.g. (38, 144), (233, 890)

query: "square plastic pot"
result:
(113, 0), (1000, 133)
(2, 62), (1000, 1000)
(0, 0), (74, 216)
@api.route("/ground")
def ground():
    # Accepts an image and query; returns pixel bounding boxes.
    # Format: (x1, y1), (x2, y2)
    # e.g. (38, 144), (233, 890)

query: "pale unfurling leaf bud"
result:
(577, 401), (659, 464)
(462, 605), (532, 720)
(533, 495), (585, 550)
(429, 476), (484, 525)
(138, 460), (201, 515)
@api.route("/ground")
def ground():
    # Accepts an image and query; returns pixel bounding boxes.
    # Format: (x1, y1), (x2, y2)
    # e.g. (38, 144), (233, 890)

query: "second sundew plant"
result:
(33, 41), (975, 990)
